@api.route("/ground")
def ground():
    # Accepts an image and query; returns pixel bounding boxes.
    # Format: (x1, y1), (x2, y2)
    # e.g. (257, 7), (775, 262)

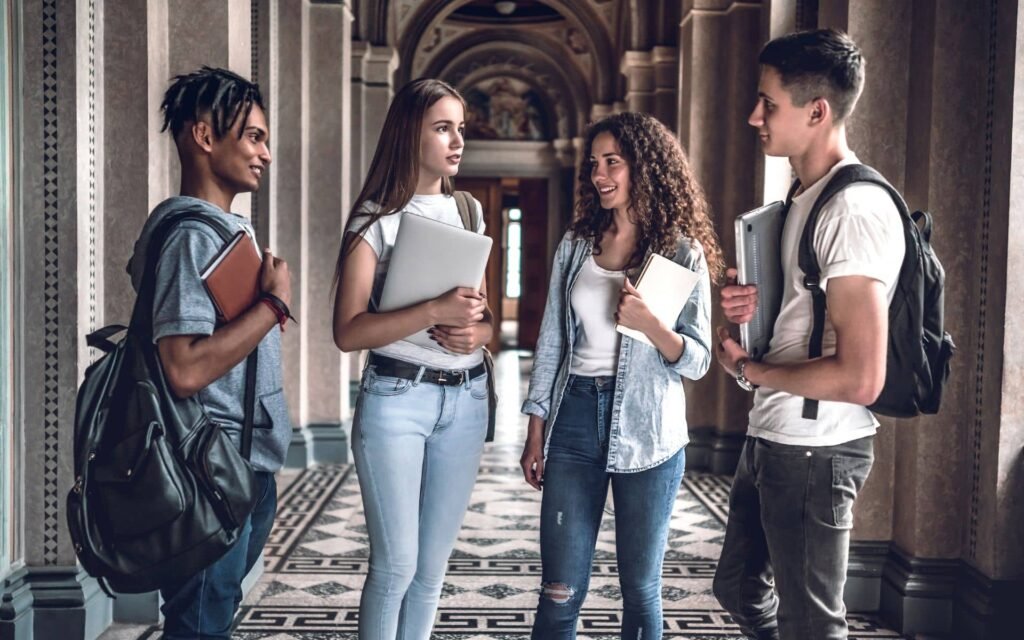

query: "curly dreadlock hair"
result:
(160, 66), (265, 139)
(571, 112), (724, 283)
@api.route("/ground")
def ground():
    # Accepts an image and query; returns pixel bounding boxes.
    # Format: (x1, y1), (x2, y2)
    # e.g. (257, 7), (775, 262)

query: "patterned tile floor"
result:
(102, 351), (907, 639)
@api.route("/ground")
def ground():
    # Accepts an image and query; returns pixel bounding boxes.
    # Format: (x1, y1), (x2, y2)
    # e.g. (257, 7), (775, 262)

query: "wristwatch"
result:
(735, 358), (757, 392)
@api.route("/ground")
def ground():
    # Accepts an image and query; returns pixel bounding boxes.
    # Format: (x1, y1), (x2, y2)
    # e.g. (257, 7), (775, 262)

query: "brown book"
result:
(201, 230), (262, 322)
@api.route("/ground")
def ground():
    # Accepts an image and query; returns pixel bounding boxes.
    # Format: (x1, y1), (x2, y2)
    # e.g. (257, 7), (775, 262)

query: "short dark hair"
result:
(759, 29), (864, 122)
(160, 66), (265, 139)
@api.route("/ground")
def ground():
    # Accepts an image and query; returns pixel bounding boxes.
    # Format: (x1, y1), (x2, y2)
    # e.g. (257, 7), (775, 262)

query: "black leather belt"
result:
(368, 353), (485, 387)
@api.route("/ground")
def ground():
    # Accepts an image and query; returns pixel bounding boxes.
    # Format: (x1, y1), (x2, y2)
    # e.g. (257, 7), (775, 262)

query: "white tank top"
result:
(569, 256), (623, 376)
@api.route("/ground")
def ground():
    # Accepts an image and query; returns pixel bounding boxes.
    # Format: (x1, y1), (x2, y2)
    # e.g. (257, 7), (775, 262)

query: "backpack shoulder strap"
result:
(134, 211), (259, 459)
(453, 191), (477, 233)
(131, 212), (235, 332)
(797, 164), (906, 419)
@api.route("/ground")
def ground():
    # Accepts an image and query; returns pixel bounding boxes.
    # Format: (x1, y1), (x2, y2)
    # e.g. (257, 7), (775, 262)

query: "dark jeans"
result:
(532, 375), (685, 640)
(712, 436), (874, 640)
(160, 471), (278, 639)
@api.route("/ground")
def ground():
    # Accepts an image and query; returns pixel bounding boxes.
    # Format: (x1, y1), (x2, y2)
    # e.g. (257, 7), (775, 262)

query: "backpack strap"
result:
(797, 164), (908, 419)
(133, 211), (260, 459)
(453, 191), (477, 233)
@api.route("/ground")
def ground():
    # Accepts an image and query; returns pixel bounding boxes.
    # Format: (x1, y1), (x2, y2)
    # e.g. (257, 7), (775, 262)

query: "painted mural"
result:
(464, 76), (549, 141)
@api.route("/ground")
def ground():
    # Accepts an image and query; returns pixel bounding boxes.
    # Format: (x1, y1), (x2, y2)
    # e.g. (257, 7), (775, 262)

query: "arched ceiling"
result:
(379, 0), (620, 137)
(429, 40), (589, 139)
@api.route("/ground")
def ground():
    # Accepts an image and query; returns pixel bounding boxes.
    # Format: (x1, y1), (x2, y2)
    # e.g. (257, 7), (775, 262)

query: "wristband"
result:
(259, 298), (287, 329)
(260, 292), (297, 325)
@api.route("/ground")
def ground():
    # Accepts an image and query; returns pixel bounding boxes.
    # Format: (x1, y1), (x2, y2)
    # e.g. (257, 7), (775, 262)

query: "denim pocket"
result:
(831, 455), (873, 528)
(469, 373), (489, 400)
(361, 370), (412, 396)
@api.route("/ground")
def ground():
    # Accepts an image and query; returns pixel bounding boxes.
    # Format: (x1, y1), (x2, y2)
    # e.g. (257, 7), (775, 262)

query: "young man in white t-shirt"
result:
(712, 30), (905, 640)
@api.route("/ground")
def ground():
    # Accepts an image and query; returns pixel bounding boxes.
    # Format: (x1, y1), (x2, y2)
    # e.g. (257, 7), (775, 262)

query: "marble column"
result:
(347, 41), (396, 385)
(269, 0), (307, 467)
(1, 1), (110, 638)
(652, 45), (679, 129)
(677, 0), (763, 473)
(356, 43), (397, 185)
(298, 0), (352, 465)
(620, 50), (655, 116)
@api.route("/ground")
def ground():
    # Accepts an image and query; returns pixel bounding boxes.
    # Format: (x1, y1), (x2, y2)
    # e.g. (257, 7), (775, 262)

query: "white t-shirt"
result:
(569, 256), (624, 377)
(748, 155), (905, 446)
(346, 192), (486, 369)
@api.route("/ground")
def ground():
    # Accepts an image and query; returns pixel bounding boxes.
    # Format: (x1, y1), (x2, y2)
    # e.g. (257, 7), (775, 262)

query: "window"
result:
(504, 207), (522, 299)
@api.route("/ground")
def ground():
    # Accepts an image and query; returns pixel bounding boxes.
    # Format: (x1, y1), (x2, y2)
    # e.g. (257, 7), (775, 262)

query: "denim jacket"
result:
(521, 231), (713, 472)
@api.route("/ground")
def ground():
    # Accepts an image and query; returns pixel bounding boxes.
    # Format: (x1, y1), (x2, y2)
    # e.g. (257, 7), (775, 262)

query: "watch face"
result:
(735, 377), (755, 392)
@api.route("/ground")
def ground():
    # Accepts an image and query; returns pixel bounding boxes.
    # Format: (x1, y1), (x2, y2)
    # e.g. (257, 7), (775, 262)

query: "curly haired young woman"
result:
(519, 112), (724, 639)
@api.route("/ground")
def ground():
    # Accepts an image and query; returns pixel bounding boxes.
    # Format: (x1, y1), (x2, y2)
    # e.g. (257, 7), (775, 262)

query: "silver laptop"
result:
(378, 213), (493, 351)
(735, 201), (785, 361)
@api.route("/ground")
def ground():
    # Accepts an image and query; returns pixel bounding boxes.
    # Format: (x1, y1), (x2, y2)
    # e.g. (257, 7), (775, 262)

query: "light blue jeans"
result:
(352, 363), (488, 640)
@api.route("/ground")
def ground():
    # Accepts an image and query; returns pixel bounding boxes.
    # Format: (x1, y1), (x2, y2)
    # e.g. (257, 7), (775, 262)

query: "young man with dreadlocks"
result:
(126, 66), (291, 639)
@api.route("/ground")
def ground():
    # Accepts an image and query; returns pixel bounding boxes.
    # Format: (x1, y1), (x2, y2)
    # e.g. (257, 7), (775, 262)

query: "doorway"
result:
(456, 177), (548, 353)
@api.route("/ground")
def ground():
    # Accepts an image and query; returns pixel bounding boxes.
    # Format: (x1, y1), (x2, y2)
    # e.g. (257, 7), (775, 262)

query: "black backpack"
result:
(794, 164), (955, 419)
(67, 212), (260, 594)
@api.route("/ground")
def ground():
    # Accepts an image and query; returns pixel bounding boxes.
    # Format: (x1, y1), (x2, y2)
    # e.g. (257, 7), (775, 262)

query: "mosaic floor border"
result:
(101, 390), (907, 640)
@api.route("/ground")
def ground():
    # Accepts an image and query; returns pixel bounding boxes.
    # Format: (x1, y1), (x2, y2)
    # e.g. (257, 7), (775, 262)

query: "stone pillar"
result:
(269, 0), (307, 467)
(620, 50), (655, 115)
(878, 0), (1024, 636)
(298, 0), (352, 465)
(347, 41), (396, 386)
(589, 102), (613, 122)
(102, 0), (153, 352)
(250, 0), (272, 244)
(652, 45), (679, 128)
(350, 41), (368, 200)
(677, 0), (763, 473)
(354, 43), (397, 187)
(0, 1), (110, 638)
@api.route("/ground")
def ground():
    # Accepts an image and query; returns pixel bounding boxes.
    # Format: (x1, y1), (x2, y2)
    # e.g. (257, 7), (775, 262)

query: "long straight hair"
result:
(333, 78), (466, 288)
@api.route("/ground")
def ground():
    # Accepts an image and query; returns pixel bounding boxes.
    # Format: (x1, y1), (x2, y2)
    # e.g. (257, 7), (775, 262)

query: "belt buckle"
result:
(437, 370), (463, 386)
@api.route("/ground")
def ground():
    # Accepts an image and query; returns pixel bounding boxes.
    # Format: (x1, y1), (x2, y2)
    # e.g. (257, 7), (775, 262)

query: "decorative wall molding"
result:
(843, 543), (1023, 638)
(40, 0), (61, 568)
(969, 0), (999, 565)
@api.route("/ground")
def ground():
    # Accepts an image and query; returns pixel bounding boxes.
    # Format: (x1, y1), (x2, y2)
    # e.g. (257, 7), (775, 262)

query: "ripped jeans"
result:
(532, 375), (685, 640)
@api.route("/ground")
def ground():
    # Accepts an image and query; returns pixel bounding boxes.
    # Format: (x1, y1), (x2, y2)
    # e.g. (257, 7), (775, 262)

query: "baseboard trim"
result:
(302, 421), (350, 466)
(953, 561), (1023, 638)
(845, 541), (889, 612)
(0, 567), (33, 640)
(18, 566), (111, 640)
(284, 427), (308, 469)
(880, 544), (958, 634)
(686, 427), (744, 474)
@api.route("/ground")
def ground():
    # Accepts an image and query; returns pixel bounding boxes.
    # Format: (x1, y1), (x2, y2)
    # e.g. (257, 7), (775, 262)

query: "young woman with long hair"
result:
(519, 111), (724, 639)
(332, 78), (491, 640)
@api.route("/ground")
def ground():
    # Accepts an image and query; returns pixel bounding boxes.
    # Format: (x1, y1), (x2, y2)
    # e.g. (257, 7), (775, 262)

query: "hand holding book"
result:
(201, 232), (295, 329)
(615, 253), (701, 347)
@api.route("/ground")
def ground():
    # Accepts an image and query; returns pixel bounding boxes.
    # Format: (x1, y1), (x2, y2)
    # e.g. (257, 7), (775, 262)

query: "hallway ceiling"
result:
(386, 0), (621, 137)
(450, 0), (564, 24)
